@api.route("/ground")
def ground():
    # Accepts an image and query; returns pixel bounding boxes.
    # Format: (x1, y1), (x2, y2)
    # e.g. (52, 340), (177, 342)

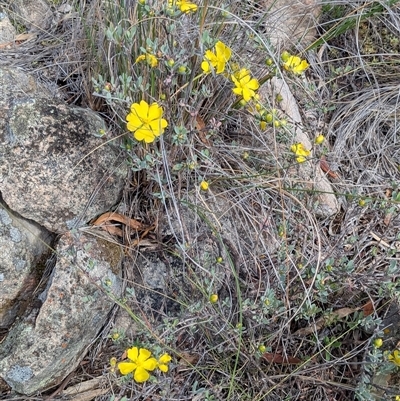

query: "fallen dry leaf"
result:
(178, 351), (200, 366)
(61, 388), (108, 401)
(195, 115), (212, 147)
(320, 157), (339, 180)
(384, 211), (394, 226)
(92, 211), (147, 237)
(0, 33), (37, 49)
(62, 377), (104, 396)
(262, 352), (302, 365)
(362, 300), (375, 317)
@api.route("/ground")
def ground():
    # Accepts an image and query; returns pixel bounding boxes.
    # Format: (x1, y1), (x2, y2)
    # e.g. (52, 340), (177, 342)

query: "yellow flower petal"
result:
(132, 101), (149, 119)
(231, 75), (240, 87)
(127, 347), (139, 361)
(146, 54), (158, 67)
(242, 87), (253, 102)
(135, 55), (146, 63)
(201, 60), (211, 73)
(142, 357), (158, 371)
(137, 348), (152, 363)
(159, 354), (172, 364)
(215, 41), (231, 60)
(126, 113), (143, 132)
(232, 87), (243, 97)
(247, 78), (260, 91)
(158, 364), (169, 372)
(148, 103), (163, 121)
(215, 41), (231, 73)
(296, 155), (307, 163)
(134, 366), (151, 383)
(118, 361), (137, 375)
(149, 119), (167, 136)
(134, 127), (155, 143)
(177, 0), (197, 13)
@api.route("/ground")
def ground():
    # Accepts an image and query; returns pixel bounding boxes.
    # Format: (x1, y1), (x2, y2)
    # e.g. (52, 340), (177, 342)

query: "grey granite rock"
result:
(0, 199), (53, 328)
(0, 96), (128, 233)
(0, 230), (123, 395)
(0, 14), (16, 44)
(9, 0), (52, 30)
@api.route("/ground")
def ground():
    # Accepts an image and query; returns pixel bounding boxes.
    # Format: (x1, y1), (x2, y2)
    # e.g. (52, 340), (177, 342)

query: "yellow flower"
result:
(168, 0), (197, 13)
(200, 180), (209, 191)
(290, 143), (311, 163)
(374, 338), (383, 348)
(283, 55), (309, 74)
(396, 396), (400, 401)
(388, 350), (400, 367)
(118, 347), (158, 383)
(201, 41), (232, 74)
(179, 0), (197, 13)
(231, 68), (259, 102)
(315, 134), (325, 145)
(126, 100), (168, 143)
(157, 353), (172, 373)
(136, 53), (158, 67)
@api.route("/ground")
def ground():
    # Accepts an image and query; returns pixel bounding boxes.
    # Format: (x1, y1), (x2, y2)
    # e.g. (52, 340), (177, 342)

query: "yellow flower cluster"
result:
(126, 100), (168, 143)
(281, 51), (309, 74)
(126, 34), (310, 146)
(200, 41), (259, 103)
(168, 0), (197, 13)
(388, 349), (400, 367)
(290, 143), (311, 163)
(118, 347), (172, 383)
(136, 53), (158, 67)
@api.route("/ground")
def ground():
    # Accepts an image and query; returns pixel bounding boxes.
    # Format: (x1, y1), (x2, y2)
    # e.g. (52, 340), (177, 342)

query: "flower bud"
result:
(209, 294), (218, 303)
(281, 51), (291, 62)
(200, 180), (209, 191)
(315, 134), (325, 145)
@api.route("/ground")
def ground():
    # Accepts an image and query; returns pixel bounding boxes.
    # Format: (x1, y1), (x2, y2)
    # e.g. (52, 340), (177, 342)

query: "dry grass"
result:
(0, 0), (400, 400)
